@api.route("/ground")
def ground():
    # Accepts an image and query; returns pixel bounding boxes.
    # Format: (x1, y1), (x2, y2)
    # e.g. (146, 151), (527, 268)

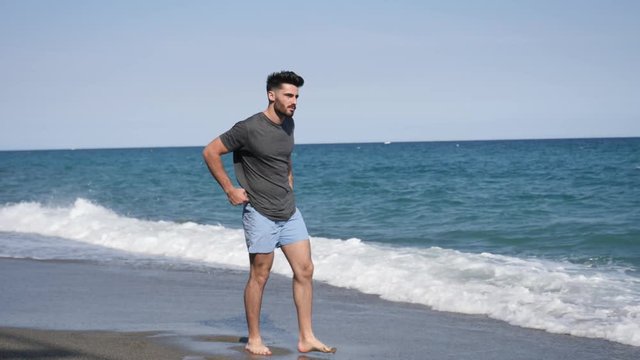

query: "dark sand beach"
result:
(1, 257), (639, 359)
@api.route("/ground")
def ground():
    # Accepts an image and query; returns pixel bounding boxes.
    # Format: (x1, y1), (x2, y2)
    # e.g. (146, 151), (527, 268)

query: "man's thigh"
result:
(281, 239), (312, 274)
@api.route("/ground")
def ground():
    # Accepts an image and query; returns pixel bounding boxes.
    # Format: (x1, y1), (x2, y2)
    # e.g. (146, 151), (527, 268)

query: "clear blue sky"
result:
(1, 0), (639, 150)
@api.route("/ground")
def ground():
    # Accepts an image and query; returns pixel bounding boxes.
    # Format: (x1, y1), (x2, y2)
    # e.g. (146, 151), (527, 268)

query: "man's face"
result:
(269, 83), (299, 118)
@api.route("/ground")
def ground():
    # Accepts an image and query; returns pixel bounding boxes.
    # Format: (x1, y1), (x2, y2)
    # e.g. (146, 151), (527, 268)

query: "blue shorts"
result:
(242, 203), (310, 254)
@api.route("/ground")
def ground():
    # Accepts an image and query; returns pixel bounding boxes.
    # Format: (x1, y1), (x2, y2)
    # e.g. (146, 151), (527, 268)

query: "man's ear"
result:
(267, 90), (276, 102)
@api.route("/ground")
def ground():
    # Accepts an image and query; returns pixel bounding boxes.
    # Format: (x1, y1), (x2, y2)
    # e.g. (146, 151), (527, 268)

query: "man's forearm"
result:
(203, 139), (249, 206)
(205, 153), (234, 194)
(202, 140), (234, 194)
(288, 160), (294, 190)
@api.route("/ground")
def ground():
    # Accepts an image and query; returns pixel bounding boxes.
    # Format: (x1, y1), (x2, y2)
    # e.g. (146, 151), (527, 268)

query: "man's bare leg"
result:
(281, 240), (336, 354)
(244, 252), (274, 355)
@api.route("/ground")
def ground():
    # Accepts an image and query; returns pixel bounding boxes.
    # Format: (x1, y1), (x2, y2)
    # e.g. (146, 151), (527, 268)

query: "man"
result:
(202, 71), (335, 356)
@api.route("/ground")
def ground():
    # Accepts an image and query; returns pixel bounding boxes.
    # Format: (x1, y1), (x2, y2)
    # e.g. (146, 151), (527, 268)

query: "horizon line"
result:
(1, 135), (639, 152)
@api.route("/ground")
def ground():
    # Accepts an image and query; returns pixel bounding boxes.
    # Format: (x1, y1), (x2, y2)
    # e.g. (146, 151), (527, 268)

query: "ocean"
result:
(1, 138), (639, 346)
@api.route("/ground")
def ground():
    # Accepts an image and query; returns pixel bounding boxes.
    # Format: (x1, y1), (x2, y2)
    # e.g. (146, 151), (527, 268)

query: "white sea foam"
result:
(1, 198), (639, 347)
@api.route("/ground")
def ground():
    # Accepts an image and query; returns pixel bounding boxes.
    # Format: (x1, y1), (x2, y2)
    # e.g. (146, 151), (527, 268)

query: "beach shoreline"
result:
(1, 257), (639, 359)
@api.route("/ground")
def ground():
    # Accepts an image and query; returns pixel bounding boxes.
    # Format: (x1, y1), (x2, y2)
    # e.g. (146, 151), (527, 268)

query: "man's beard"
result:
(275, 102), (294, 117)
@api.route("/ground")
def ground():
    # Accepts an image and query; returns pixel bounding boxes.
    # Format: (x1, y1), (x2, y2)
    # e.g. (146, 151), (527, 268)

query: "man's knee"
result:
(249, 271), (270, 286)
(294, 260), (314, 281)
(249, 253), (273, 285)
(248, 266), (271, 289)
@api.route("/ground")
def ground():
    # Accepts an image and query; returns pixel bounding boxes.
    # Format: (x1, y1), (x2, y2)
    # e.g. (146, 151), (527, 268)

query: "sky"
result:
(1, 0), (639, 150)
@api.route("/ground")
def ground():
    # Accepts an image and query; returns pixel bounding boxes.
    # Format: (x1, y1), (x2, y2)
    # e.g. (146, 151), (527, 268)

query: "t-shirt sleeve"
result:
(219, 120), (248, 151)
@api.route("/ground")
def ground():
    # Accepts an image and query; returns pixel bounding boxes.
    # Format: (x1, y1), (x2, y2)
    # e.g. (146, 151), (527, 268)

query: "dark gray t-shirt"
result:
(220, 112), (296, 221)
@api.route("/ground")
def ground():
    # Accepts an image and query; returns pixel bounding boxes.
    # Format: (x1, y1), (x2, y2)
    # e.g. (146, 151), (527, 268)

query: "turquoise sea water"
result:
(1, 138), (640, 346)
(2, 138), (639, 269)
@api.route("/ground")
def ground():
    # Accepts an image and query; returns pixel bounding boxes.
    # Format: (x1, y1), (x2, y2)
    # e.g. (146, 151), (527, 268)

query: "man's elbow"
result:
(202, 138), (226, 162)
(202, 145), (211, 162)
(202, 142), (217, 163)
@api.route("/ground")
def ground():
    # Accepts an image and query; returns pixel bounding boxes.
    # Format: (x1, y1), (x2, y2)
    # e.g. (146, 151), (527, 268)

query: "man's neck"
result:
(263, 107), (284, 125)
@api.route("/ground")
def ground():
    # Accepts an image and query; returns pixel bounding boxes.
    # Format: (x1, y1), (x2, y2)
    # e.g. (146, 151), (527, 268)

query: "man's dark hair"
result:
(266, 71), (304, 91)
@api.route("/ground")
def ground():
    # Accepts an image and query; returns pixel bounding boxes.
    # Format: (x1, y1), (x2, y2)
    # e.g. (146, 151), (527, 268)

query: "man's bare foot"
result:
(245, 340), (272, 356)
(298, 338), (337, 354)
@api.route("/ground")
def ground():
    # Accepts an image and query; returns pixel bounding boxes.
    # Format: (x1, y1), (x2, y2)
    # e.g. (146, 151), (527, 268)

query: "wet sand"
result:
(0, 327), (211, 360)
(1, 257), (639, 359)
